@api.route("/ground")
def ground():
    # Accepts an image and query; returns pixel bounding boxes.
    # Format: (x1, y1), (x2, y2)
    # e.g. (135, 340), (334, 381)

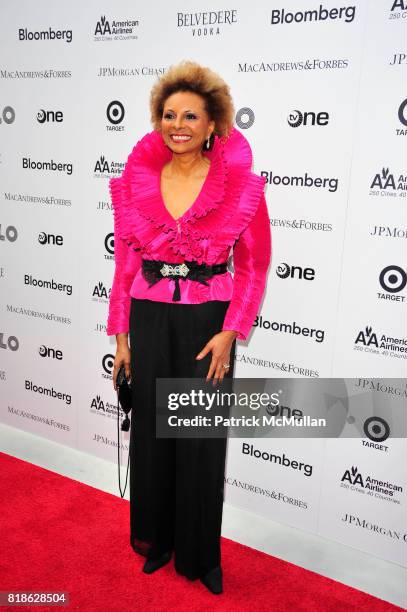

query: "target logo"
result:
(105, 232), (114, 256)
(379, 265), (407, 293)
(363, 416), (390, 442)
(106, 100), (125, 125)
(102, 353), (115, 378)
(398, 98), (407, 127)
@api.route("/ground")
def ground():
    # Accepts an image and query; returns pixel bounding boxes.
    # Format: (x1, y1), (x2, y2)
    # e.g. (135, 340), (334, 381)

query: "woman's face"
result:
(160, 90), (215, 153)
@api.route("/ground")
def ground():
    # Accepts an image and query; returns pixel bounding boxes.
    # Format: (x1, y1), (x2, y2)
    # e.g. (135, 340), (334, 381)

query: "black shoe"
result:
(142, 551), (172, 574)
(200, 566), (223, 594)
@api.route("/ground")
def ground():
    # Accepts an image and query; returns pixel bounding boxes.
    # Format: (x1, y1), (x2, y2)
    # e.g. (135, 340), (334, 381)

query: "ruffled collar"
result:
(123, 126), (254, 232)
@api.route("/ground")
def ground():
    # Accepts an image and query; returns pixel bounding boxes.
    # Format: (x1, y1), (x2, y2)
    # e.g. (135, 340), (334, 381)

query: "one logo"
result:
(37, 232), (63, 246)
(37, 109), (63, 123)
(276, 262), (315, 280)
(287, 109), (329, 127)
(277, 263), (290, 278)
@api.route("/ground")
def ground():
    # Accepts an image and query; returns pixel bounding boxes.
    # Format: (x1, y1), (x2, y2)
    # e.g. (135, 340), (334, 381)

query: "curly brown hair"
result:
(149, 60), (235, 141)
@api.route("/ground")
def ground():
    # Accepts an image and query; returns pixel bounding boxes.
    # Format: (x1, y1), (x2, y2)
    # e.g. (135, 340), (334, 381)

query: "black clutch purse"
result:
(117, 364), (132, 432)
(116, 364), (132, 498)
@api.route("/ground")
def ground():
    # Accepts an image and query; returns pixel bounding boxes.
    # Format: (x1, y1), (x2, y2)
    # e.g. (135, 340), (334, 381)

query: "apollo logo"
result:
(0, 334), (19, 351)
(287, 109), (329, 127)
(236, 107), (255, 130)
(0, 224), (18, 242)
(0, 106), (15, 125)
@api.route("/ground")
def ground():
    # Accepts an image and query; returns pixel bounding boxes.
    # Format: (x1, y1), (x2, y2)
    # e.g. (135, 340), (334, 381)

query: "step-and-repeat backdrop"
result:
(1, 1), (406, 567)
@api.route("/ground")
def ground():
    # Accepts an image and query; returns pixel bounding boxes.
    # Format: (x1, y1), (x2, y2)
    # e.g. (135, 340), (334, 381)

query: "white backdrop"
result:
(1, 0), (406, 568)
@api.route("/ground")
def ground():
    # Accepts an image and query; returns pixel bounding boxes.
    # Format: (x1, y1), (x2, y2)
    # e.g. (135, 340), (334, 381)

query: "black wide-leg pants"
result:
(128, 297), (236, 580)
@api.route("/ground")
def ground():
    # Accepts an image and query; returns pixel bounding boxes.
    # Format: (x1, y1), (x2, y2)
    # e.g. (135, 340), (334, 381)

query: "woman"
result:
(106, 60), (271, 595)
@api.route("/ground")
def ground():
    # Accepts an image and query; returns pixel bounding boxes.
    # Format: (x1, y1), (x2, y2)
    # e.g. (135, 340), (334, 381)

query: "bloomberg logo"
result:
(271, 4), (356, 25)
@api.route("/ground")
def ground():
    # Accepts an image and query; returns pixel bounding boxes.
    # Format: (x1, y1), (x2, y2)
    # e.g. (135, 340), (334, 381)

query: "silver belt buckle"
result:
(160, 262), (190, 278)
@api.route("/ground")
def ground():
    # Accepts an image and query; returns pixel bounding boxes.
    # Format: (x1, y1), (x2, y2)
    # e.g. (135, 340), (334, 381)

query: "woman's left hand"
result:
(196, 330), (238, 385)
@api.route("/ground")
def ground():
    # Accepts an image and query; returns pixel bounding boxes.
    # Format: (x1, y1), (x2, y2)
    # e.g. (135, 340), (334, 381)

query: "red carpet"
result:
(0, 451), (404, 611)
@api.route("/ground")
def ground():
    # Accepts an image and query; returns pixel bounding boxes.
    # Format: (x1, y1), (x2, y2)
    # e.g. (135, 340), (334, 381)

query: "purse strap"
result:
(117, 388), (130, 498)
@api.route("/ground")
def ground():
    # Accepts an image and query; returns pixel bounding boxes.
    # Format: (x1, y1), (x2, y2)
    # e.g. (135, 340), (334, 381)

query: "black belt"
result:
(141, 259), (228, 301)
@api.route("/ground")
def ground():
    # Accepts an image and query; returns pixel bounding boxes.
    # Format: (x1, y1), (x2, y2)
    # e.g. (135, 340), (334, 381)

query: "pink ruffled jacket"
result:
(106, 126), (271, 340)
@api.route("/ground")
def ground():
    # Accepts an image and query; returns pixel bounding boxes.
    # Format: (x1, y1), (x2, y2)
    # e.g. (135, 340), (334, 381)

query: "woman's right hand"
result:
(112, 334), (131, 391)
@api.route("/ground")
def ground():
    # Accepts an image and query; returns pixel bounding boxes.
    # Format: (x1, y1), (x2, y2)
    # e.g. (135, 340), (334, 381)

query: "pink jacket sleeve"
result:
(222, 191), (271, 340)
(106, 178), (142, 337)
